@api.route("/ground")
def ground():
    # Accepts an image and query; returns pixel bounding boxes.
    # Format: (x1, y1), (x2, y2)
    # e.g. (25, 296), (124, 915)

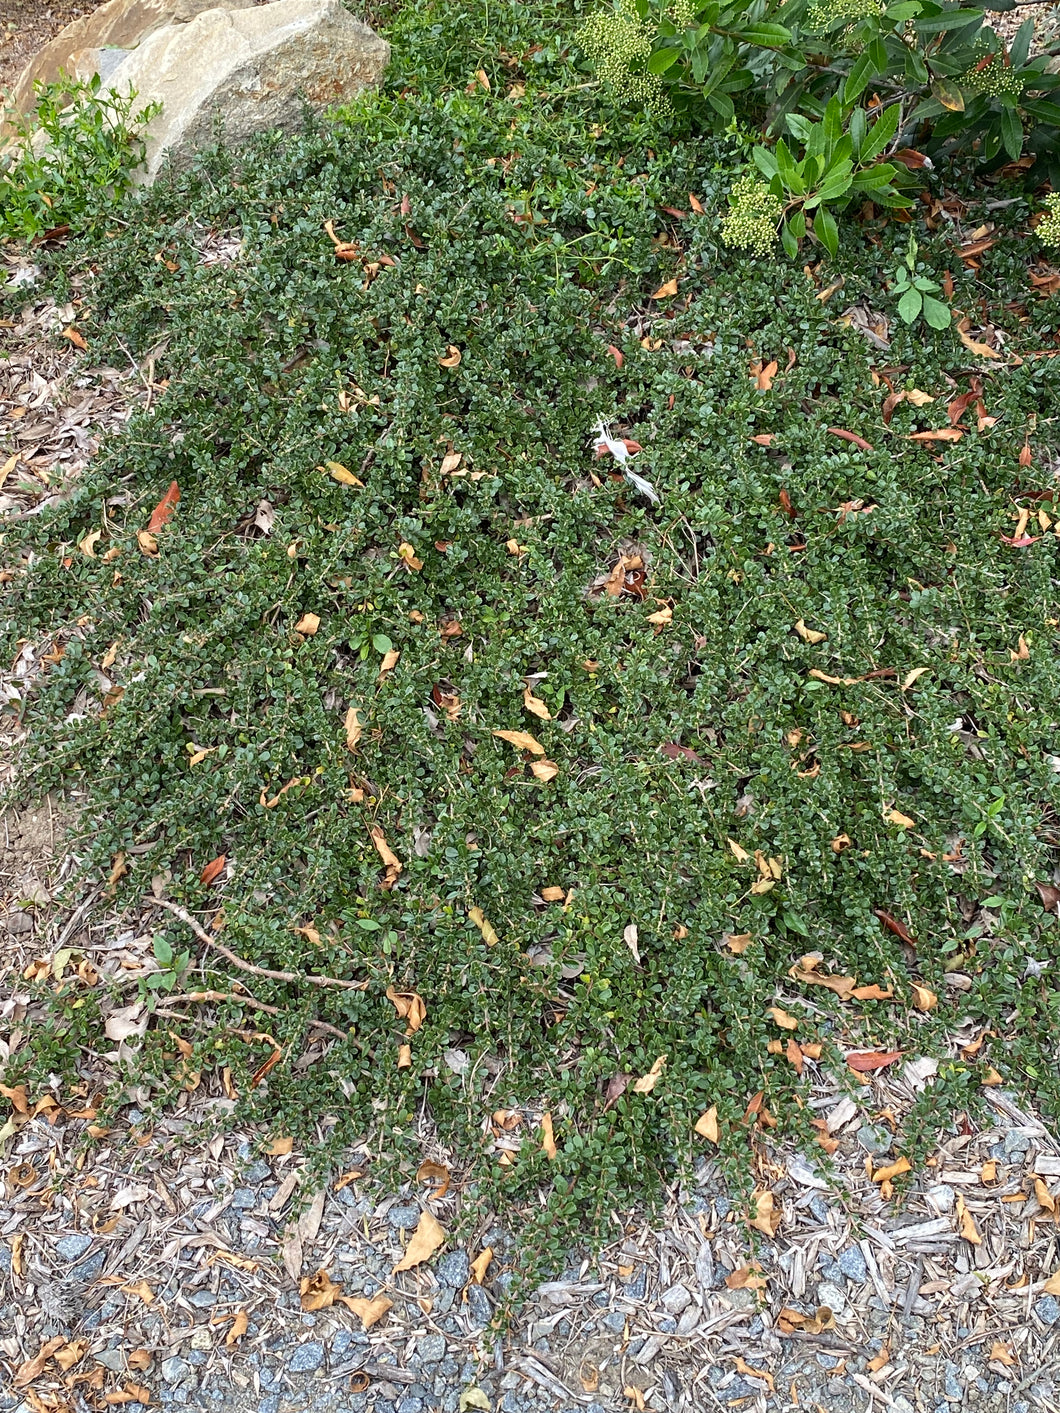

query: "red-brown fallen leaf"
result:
(1036, 882), (1060, 912)
(660, 742), (705, 763)
(892, 148), (930, 169)
(827, 427), (874, 451)
(779, 489), (797, 519)
(62, 325), (88, 350)
(147, 480), (181, 532)
(999, 534), (1041, 547)
(1019, 441), (1033, 468)
(875, 908), (917, 947)
(660, 206), (687, 220)
(958, 237), (995, 260)
(652, 278), (679, 299)
(751, 433), (776, 445)
(851, 984), (893, 1001)
(947, 391), (978, 426)
(200, 854), (226, 886)
(689, 193), (704, 214)
(608, 345), (624, 369)
(846, 1049), (903, 1072)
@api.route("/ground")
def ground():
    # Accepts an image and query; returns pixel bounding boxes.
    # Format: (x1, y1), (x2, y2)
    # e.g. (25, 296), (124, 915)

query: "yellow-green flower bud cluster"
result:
(720, 175), (782, 256)
(577, 4), (670, 110)
(669, 0), (698, 28)
(806, 0), (880, 31)
(959, 54), (1025, 100)
(1039, 193), (1060, 247)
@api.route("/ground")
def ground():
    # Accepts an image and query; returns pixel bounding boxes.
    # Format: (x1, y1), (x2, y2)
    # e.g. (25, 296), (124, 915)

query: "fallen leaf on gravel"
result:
(1042, 1269), (1060, 1295)
(749, 1189), (780, 1237)
(493, 729), (545, 755)
(370, 826), (402, 888)
(848, 1049), (903, 1072)
(126, 1350), (153, 1371)
(459, 1390), (491, 1412)
(225, 1311), (248, 1346)
(990, 1341), (1017, 1366)
(15, 1337), (65, 1386)
(394, 1211), (446, 1271)
(386, 985), (425, 1033)
(872, 1156), (912, 1183)
(733, 1356), (774, 1392)
(957, 1193), (982, 1243)
(470, 1247), (493, 1285)
(778, 1306), (836, 1335)
(726, 1262), (767, 1292)
(121, 1280), (154, 1304)
(541, 1111), (558, 1159)
(695, 1106), (719, 1143)
(295, 613), (320, 635)
(632, 1056), (667, 1093)
(625, 1388), (647, 1411)
(468, 906), (499, 947)
(300, 1269), (343, 1310)
(416, 1159), (450, 1199)
(147, 480), (180, 532)
(105, 1384), (152, 1405)
(910, 983), (937, 1011)
(523, 688), (551, 719)
(200, 854), (226, 886)
(341, 1294), (393, 1328)
(530, 759), (559, 782)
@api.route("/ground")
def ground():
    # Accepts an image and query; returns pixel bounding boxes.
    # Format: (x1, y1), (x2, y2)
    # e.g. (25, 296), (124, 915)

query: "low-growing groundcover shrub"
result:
(4, 0), (1060, 1261)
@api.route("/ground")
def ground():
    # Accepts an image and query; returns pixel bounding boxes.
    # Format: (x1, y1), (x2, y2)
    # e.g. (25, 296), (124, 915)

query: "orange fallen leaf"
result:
(884, 807), (916, 829)
(734, 1356), (774, 1392)
(225, 1310), (249, 1346)
(470, 1247), (493, 1283)
(341, 1294), (393, 1328)
(694, 1105), (719, 1143)
(530, 759), (559, 782)
(324, 460), (364, 486)
(416, 1159), (450, 1199)
(957, 1194), (982, 1244)
(726, 1262), (768, 1292)
(493, 728), (545, 755)
(541, 1111), (558, 1159)
(749, 1189), (781, 1237)
(990, 1341), (1017, 1367)
(794, 618), (827, 644)
(344, 705), (363, 751)
(370, 825), (402, 888)
(523, 687), (551, 720)
(266, 1135), (293, 1156)
(768, 1006), (798, 1031)
(872, 1156), (912, 1183)
(652, 278), (679, 299)
(851, 984), (893, 1001)
(14, 1337), (66, 1388)
(632, 1055), (667, 1093)
(301, 1269), (343, 1310)
(847, 1049), (903, 1072)
(199, 854), (226, 886)
(397, 1043), (412, 1068)
(957, 318), (1002, 359)
(394, 1211), (446, 1271)
(386, 985), (425, 1033)
(146, 480), (180, 534)
(908, 428), (963, 443)
(121, 1280), (155, 1305)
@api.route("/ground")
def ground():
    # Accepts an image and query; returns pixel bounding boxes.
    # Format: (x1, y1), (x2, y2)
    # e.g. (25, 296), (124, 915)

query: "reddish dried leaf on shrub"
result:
(874, 908), (917, 947)
(147, 480), (181, 532)
(846, 1049), (903, 1072)
(200, 855), (226, 886)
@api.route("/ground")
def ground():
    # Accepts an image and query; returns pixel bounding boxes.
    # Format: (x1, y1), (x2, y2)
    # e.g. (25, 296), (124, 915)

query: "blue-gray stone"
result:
(657, 1317), (676, 1334)
(467, 1284), (491, 1326)
(388, 1204), (421, 1229)
(436, 1251), (470, 1287)
(714, 1196), (731, 1219)
(331, 1329), (352, 1358)
(623, 1270), (647, 1300)
(944, 1364), (962, 1399)
(601, 1311), (625, 1334)
(415, 1335), (447, 1364)
(857, 1123), (892, 1155)
(397, 1400), (423, 1413)
(230, 1189), (258, 1211)
(592, 1289), (609, 1307)
(72, 1251), (106, 1281)
(286, 1342), (324, 1374)
(187, 1351), (208, 1368)
(55, 1235), (93, 1261)
(245, 1160), (271, 1183)
(434, 1286), (456, 1313)
(722, 1378), (757, 1403)
(258, 1400), (279, 1413)
(838, 1246), (868, 1283)
(809, 1195), (830, 1224)
(188, 1291), (216, 1308)
(438, 1358), (459, 1377)
(1037, 1294), (1060, 1325)
(819, 1256), (844, 1284)
(162, 1359), (191, 1385)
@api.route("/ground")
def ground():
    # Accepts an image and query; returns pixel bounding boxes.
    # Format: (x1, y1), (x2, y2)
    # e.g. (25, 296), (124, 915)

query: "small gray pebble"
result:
(331, 1329), (352, 1357)
(660, 1283), (691, 1314)
(467, 1284), (492, 1327)
(838, 1246), (867, 1283)
(926, 1183), (956, 1214)
(436, 1251), (470, 1287)
(856, 1123), (892, 1155)
(819, 1255), (844, 1284)
(188, 1291), (216, 1308)
(245, 1160), (271, 1183)
(434, 1286), (456, 1314)
(388, 1204), (421, 1229)
(230, 1189), (258, 1211)
(1036, 1294), (1060, 1325)
(592, 1290), (609, 1307)
(397, 1400), (423, 1413)
(415, 1334), (447, 1364)
(54, 1235), (93, 1262)
(72, 1251), (106, 1281)
(944, 1364), (963, 1399)
(809, 1195), (830, 1224)
(286, 1342), (324, 1374)
(657, 1317), (676, 1334)
(95, 1351), (125, 1372)
(161, 1358), (191, 1385)
(817, 1281), (847, 1315)
(623, 1270), (647, 1300)
(722, 1378), (757, 1403)
(187, 1351), (207, 1367)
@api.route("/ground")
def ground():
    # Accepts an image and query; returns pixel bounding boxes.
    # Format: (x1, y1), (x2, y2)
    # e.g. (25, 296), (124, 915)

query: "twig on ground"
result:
(148, 898), (369, 992)
(157, 989), (282, 1015)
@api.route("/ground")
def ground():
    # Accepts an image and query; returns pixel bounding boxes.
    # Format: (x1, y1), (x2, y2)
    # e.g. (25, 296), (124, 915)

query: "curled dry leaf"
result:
(990, 1341), (1017, 1367)
(225, 1310), (249, 1346)
(652, 278), (679, 299)
(727, 838), (750, 864)
(200, 854), (226, 886)
(468, 905), (499, 947)
(523, 688), (551, 720)
(910, 983), (938, 1011)
(872, 1155), (912, 1184)
(386, 985), (426, 1034)
(646, 603), (673, 627)
(470, 1247), (493, 1284)
(398, 541), (424, 570)
(493, 728), (545, 755)
(343, 1294), (393, 1328)
(831, 834), (852, 853)
(79, 529), (101, 557)
(902, 667), (931, 690)
(416, 1159), (451, 1199)
(632, 1055), (667, 1094)
(956, 1193), (982, 1244)
(397, 1043), (412, 1068)
(847, 1049), (903, 1072)
(884, 807), (916, 829)
(137, 530), (159, 556)
(540, 1111), (558, 1159)
(767, 1005), (798, 1031)
(794, 618), (826, 644)
(725, 1262), (767, 1292)
(324, 460), (363, 486)
(789, 957), (857, 1000)
(725, 932), (752, 953)
(300, 1269), (342, 1310)
(370, 826), (402, 888)
(394, 1211), (446, 1271)
(438, 345), (462, 368)
(748, 1189), (781, 1237)
(15, 1336), (66, 1386)
(344, 705), (363, 751)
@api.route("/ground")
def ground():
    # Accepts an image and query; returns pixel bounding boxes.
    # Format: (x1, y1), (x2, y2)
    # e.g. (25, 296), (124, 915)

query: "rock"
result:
(856, 1123), (892, 1155)
(601, 1311), (626, 1334)
(7, 0), (253, 123)
(415, 1335), (447, 1365)
(1036, 1294), (1060, 1325)
(230, 1188), (258, 1210)
(6, 909), (34, 935)
(925, 1184), (956, 1214)
(286, 1342), (324, 1374)
(817, 1281), (848, 1316)
(436, 1250), (470, 1287)
(660, 1283), (691, 1314)
(95, 1350), (126, 1372)
(54, 1235), (93, 1261)
(838, 1245), (867, 1283)
(161, 1358), (191, 1384)
(387, 1204), (422, 1229)
(188, 1290), (216, 1308)
(101, 0), (389, 182)
(245, 1160), (271, 1183)
(466, 1284), (492, 1327)
(397, 1400), (424, 1413)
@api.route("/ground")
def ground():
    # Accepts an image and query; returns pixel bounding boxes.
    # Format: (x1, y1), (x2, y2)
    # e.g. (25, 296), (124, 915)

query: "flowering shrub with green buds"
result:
(578, 0), (1060, 256)
(1039, 193), (1060, 247)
